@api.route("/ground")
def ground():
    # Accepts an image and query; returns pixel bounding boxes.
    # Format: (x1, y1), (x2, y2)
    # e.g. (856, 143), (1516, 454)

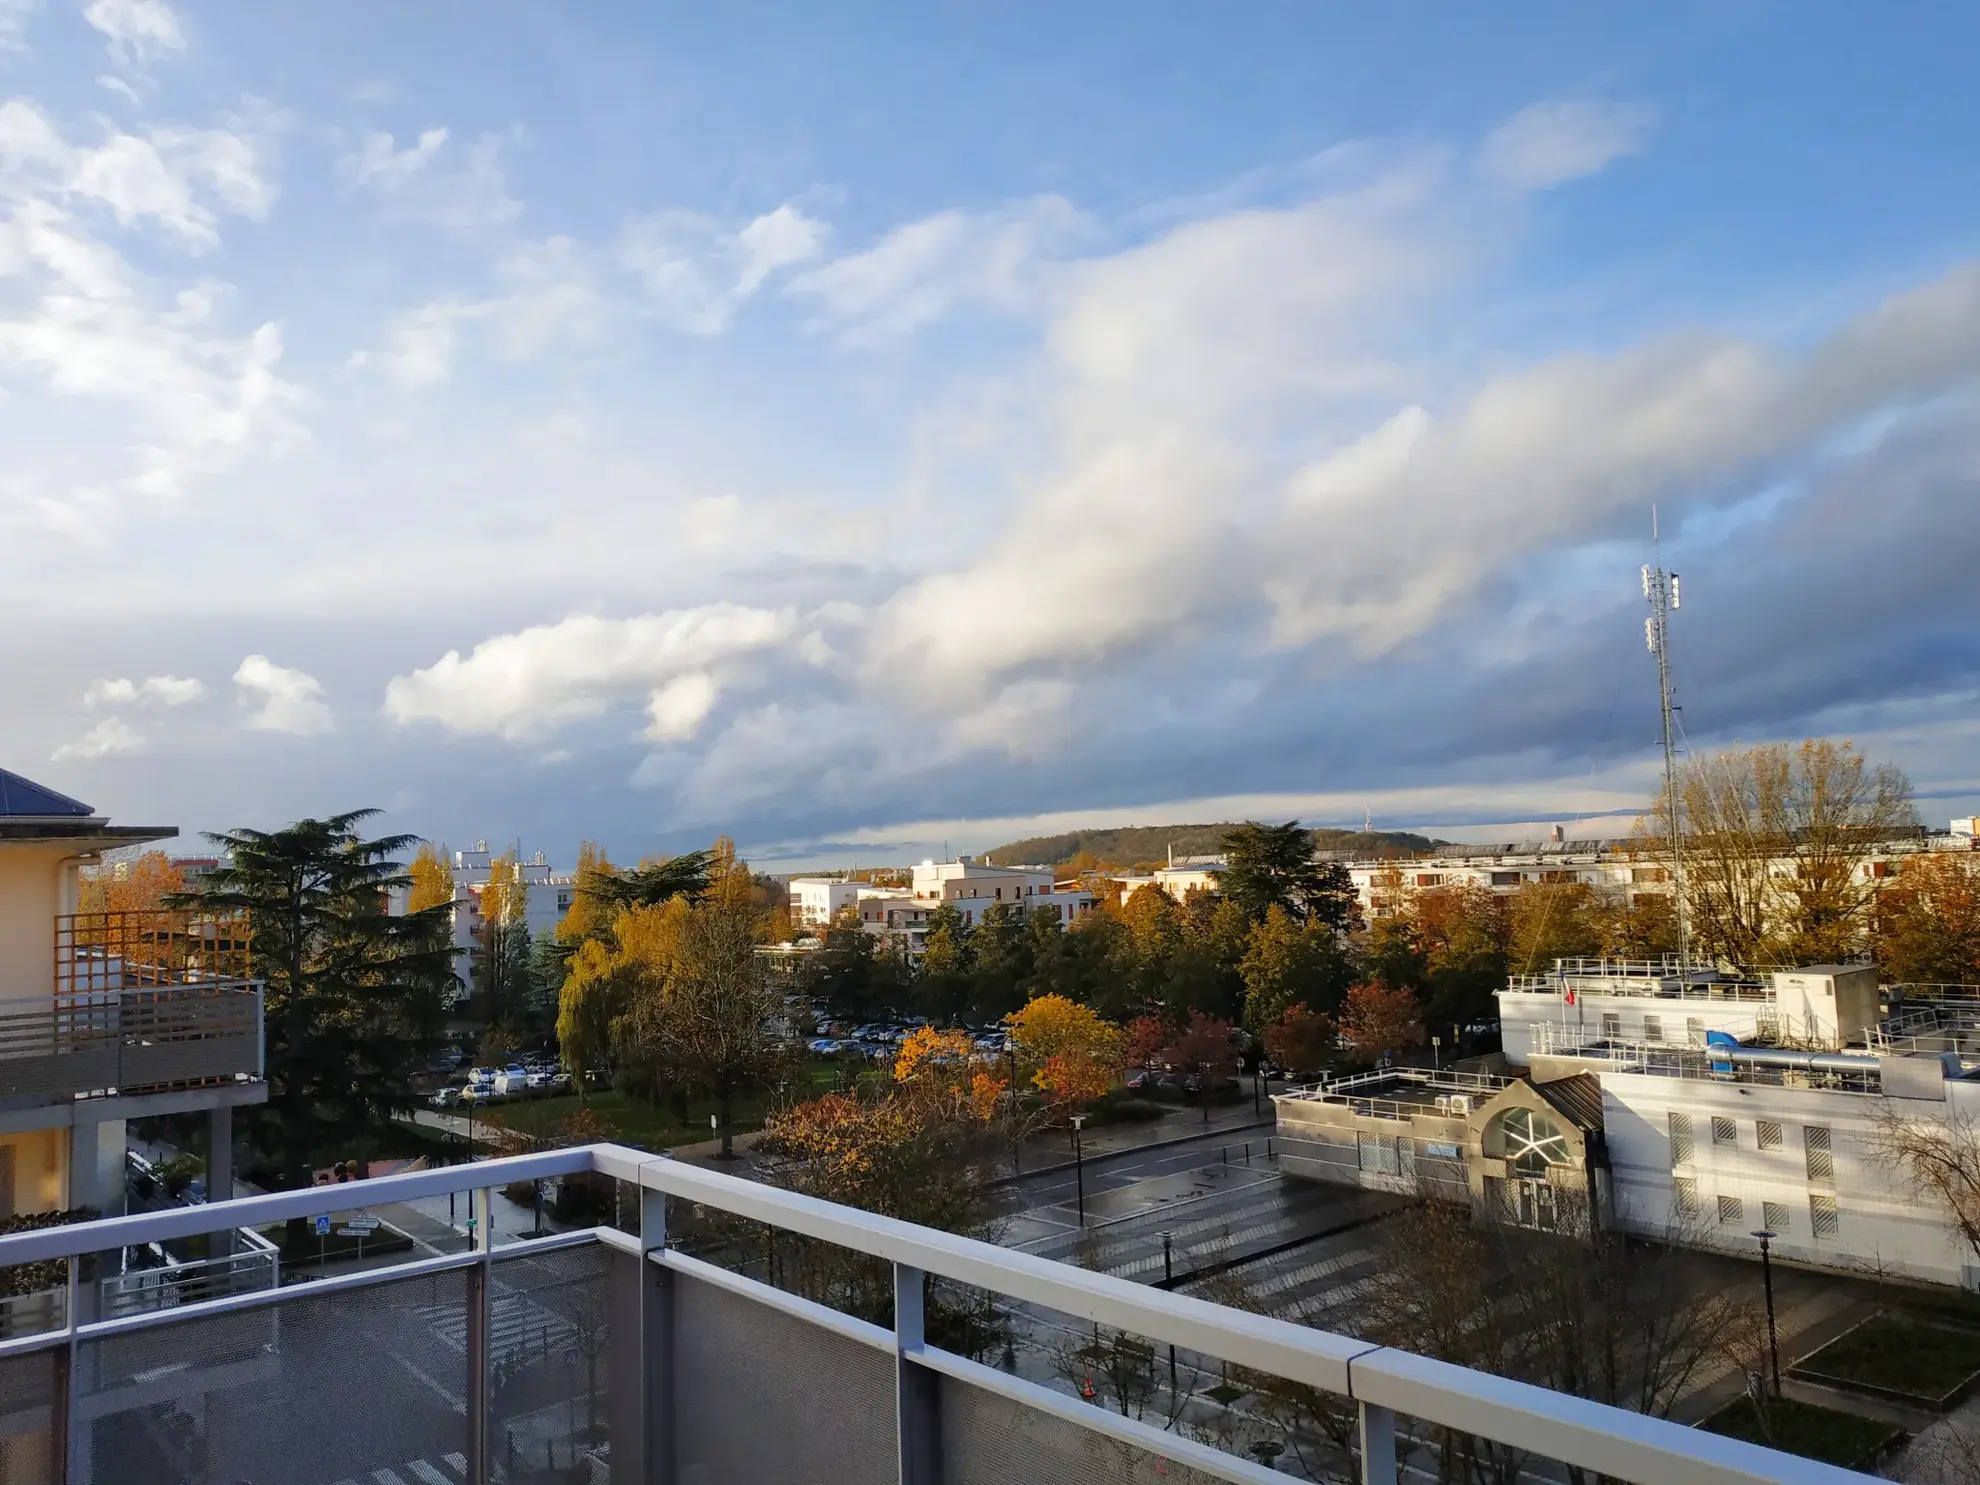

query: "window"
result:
(1643, 1015), (1664, 1043)
(1712, 1117), (1737, 1147)
(1763, 1200), (1791, 1234)
(1810, 1194), (1839, 1238)
(1805, 1125), (1834, 1184)
(1492, 871), (1521, 887)
(1491, 1107), (1572, 1177)
(1673, 1176), (1699, 1216)
(1757, 1120), (1783, 1151)
(1687, 1017), (1705, 1047)
(1601, 1012), (1621, 1041)
(1718, 1195), (1744, 1228)
(1358, 1132), (1405, 1177)
(1669, 1113), (1694, 1168)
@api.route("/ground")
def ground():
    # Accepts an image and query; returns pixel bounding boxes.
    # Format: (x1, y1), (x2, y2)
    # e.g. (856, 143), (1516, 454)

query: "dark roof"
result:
(1533, 1073), (1605, 1132)
(0, 768), (93, 818)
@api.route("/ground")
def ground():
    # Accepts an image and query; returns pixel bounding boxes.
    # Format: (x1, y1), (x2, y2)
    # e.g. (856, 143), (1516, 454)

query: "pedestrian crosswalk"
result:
(412, 1291), (578, 1368)
(326, 1451), (466, 1485)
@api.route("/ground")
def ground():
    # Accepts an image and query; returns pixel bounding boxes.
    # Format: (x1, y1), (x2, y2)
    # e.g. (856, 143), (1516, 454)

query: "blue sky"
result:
(5, 1), (1979, 866)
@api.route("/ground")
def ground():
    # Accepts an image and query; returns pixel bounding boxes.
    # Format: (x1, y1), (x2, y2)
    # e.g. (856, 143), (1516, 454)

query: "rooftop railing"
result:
(0, 1144), (1870, 1483)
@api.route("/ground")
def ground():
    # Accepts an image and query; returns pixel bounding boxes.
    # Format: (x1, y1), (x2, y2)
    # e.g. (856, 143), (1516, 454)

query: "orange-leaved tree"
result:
(1339, 983), (1425, 1063)
(1263, 1005), (1335, 1077)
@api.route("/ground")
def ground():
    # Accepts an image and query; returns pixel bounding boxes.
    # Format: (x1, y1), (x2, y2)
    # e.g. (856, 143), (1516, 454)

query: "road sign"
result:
(313, 1214), (331, 1236)
(336, 1228), (369, 1239)
(342, 1214), (381, 1234)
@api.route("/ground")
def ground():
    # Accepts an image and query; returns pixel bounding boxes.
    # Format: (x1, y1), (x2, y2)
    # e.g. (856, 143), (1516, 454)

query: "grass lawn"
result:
(1795, 1316), (1980, 1403)
(1703, 1395), (1903, 1470)
(477, 1061), (848, 1151)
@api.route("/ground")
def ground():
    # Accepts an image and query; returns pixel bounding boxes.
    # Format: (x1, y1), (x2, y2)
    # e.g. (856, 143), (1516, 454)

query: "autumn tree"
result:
(79, 850), (186, 916)
(1165, 1010), (1239, 1093)
(406, 842), (455, 915)
(555, 841), (620, 947)
(1238, 904), (1354, 1033)
(1005, 994), (1121, 1111)
(1875, 852), (1980, 986)
(1507, 880), (1603, 974)
(1338, 982), (1424, 1063)
(1656, 739), (1916, 967)
(1263, 1005), (1335, 1076)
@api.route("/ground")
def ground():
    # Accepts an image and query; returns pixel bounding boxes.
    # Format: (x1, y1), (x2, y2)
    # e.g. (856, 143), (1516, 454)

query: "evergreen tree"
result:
(174, 811), (454, 1237)
(1217, 820), (1360, 930)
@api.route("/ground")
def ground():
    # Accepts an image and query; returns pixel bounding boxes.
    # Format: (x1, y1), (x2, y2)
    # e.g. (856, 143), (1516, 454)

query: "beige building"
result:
(0, 768), (264, 1221)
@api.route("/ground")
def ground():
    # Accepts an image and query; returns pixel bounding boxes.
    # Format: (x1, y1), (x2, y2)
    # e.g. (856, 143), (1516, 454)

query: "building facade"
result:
(0, 767), (264, 1222)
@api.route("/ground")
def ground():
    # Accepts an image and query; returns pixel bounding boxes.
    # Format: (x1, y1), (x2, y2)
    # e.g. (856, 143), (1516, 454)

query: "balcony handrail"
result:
(0, 1144), (1870, 1483)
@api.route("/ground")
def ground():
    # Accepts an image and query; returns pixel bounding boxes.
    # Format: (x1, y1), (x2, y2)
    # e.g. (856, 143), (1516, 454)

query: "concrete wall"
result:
(1601, 1072), (1978, 1288)
(1273, 1094), (1470, 1200)
(1500, 991), (1785, 1065)
(0, 843), (72, 1007)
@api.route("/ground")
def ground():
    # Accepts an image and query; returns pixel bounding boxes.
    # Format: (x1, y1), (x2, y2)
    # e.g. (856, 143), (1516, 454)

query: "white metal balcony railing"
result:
(0, 1144), (1871, 1485)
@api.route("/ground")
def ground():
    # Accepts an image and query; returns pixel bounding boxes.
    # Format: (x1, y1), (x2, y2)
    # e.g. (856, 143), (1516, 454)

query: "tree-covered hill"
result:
(981, 823), (1440, 869)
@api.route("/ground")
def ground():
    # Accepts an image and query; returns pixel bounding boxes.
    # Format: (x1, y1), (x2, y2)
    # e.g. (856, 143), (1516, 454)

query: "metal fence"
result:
(0, 1144), (1873, 1484)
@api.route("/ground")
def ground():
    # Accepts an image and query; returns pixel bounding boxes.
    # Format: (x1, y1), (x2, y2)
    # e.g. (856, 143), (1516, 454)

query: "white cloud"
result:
(83, 0), (183, 67)
(644, 670), (719, 742)
(619, 201), (827, 334)
(0, 0), (40, 52)
(233, 655), (332, 734)
(52, 716), (141, 759)
(384, 604), (796, 740)
(788, 195), (1090, 341)
(1479, 99), (1657, 191)
(374, 236), (604, 386)
(342, 127), (519, 230)
(0, 103), (300, 538)
(83, 674), (204, 707)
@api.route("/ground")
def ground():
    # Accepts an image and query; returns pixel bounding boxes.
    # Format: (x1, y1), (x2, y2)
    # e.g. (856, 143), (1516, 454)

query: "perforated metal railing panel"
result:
(0, 1350), (57, 1485)
(74, 1270), (470, 1485)
(673, 1270), (898, 1485)
(941, 1374), (1235, 1485)
(488, 1243), (612, 1483)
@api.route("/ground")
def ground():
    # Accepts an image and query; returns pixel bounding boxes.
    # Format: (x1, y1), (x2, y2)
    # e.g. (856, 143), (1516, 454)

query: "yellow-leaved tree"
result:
(1005, 994), (1122, 1110)
(406, 842), (454, 915)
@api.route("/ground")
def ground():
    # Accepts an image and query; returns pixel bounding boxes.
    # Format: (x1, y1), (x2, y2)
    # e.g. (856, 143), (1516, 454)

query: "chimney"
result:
(1550, 824), (1565, 844)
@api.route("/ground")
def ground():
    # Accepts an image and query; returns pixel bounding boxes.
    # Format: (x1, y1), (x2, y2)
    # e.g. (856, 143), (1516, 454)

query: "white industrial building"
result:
(1277, 956), (1980, 1290)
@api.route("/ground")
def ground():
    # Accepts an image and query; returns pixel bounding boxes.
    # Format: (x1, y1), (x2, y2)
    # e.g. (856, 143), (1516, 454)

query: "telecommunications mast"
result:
(1642, 508), (1689, 970)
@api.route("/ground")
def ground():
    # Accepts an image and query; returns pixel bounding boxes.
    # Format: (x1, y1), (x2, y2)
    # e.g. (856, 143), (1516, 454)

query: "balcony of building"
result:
(0, 1143), (1870, 1484)
(0, 912), (263, 1107)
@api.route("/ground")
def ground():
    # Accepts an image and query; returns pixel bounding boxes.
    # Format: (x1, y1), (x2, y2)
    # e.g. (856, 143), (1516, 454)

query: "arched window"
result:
(1493, 1107), (1571, 1178)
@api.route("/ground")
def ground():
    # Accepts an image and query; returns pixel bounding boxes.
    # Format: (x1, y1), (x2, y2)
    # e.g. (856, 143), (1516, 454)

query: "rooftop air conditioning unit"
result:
(1446, 1095), (1472, 1115)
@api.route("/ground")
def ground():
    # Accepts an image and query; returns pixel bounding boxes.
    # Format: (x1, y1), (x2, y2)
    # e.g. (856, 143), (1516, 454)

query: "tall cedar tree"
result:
(1217, 820), (1360, 931)
(173, 812), (454, 1239)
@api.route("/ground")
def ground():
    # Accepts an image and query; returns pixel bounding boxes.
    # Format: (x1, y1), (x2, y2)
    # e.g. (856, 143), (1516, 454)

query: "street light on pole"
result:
(1162, 1231), (1176, 1386)
(1070, 1113), (1088, 1226)
(1431, 1035), (1440, 1072)
(1751, 1229), (1781, 1396)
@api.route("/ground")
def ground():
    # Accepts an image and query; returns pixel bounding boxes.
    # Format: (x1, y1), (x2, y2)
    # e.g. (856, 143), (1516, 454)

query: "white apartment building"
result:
(386, 842), (575, 1003)
(1277, 955), (1980, 1289)
(910, 856), (1096, 929)
(788, 877), (908, 931)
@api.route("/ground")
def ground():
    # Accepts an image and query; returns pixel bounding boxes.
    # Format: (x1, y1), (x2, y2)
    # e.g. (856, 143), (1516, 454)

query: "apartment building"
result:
(0, 767), (264, 1221)
(1277, 954), (1980, 1288)
(910, 856), (1095, 928)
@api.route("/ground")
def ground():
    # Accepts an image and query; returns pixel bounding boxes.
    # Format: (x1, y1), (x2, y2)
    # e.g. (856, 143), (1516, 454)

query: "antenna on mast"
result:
(1642, 505), (1690, 971)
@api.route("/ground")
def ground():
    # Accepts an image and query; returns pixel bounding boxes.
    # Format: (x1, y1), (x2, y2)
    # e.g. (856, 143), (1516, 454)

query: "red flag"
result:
(1563, 985), (1577, 1006)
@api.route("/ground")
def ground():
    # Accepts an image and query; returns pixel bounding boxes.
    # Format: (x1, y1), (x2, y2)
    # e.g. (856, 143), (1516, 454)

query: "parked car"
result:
(549, 1070), (573, 1091)
(525, 1070), (553, 1090)
(429, 1087), (461, 1109)
(467, 1066), (498, 1087)
(494, 1064), (530, 1095)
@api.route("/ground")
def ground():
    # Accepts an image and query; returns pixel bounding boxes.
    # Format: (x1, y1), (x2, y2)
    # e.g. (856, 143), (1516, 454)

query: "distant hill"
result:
(981, 823), (1442, 869)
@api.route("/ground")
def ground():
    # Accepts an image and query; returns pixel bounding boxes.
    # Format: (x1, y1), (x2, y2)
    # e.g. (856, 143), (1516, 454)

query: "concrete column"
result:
(65, 1119), (125, 1218)
(207, 1103), (235, 1265)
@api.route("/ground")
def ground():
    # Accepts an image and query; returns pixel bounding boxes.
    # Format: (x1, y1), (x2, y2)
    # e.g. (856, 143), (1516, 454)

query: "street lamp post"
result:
(1007, 1043), (1021, 1174)
(1071, 1114), (1088, 1226)
(1431, 1035), (1441, 1072)
(1162, 1231), (1177, 1386)
(1751, 1229), (1781, 1396)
